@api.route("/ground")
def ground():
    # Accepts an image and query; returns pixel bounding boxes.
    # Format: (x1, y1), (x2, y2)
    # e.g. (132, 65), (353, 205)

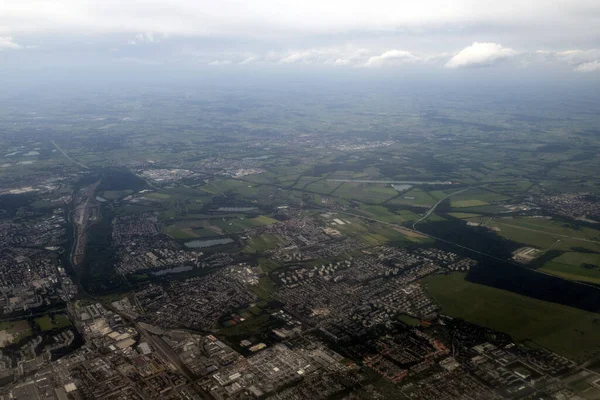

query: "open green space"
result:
(386, 188), (437, 207)
(101, 189), (134, 199)
(481, 217), (600, 252)
(396, 314), (422, 327)
(332, 183), (398, 204)
(304, 180), (342, 195)
(448, 212), (482, 219)
(357, 205), (419, 224)
(451, 199), (489, 208)
(292, 176), (322, 189)
(250, 276), (278, 300)
(202, 179), (261, 196)
(143, 191), (172, 201)
(34, 314), (72, 331)
(242, 234), (285, 253)
(0, 320), (32, 346)
(539, 252), (600, 284)
(424, 273), (600, 362)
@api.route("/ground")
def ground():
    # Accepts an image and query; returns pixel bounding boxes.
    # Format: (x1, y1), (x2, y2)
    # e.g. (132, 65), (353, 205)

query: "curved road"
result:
(412, 186), (474, 230)
(51, 140), (89, 170)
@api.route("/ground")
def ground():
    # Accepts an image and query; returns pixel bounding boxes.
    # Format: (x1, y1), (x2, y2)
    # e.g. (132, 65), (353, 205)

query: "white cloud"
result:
(278, 50), (318, 64)
(364, 50), (420, 67)
(0, 36), (21, 50)
(239, 56), (258, 65)
(274, 46), (370, 66)
(574, 60), (600, 72)
(555, 49), (600, 64)
(445, 42), (516, 68)
(128, 32), (163, 45)
(208, 59), (233, 65)
(535, 48), (600, 72)
(0, 0), (598, 45)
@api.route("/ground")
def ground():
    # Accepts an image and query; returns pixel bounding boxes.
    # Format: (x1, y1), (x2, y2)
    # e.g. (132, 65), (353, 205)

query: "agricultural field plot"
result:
(386, 188), (437, 207)
(242, 233), (286, 253)
(164, 218), (226, 239)
(539, 252), (600, 284)
(143, 191), (172, 201)
(486, 180), (534, 194)
(324, 214), (424, 245)
(495, 217), (600, 240)
(424, 273), (600, 362)
(165, 224), (201, 239)
(332, 183), (398, 204)
(304, 180), (343, 195)
(357, 204), (419, 225)
(201, 179), (261, 197)
(291, 176), (323, 189)
(213, 215), (278, 234)
(166, 215), (277, 238)
(240, 171), (280, 184)
(448, 212), (482, 219)
(357, 224), (410, 246)
(479, 217), (600, 253)
(451, 199), (489, 208)
(101, 189), (134, 200)
(449, 188), (510, 208)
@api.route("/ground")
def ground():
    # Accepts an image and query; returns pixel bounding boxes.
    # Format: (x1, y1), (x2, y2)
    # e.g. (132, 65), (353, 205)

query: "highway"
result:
(51, 140), (89, 170)
(324, 206), (600, 291)
(412, 186), (474, 230)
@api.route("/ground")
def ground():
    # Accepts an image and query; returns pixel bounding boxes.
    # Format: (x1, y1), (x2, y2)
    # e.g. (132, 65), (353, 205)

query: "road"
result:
(325, 207), (600, 290)
(412, 186), (474, 230)
(51, 140), (89, 170)
(326, 179), (453, 185)
(106, 304), (214, 399)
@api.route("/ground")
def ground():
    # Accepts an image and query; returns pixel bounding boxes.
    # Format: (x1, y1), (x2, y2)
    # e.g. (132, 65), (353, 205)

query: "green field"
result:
(102, 189), (134, 199)
(451, 199), (489, 208)
(201, 179), (261, 196)
(396, 314), (422, 327)
(304, 180), (342, 195)
(242, 234), (284, 253)
(292, 176), (322, 189)
(424, 273), (600, 362)
(358, 205), (419, 224)
(481, 217), (600, 252)
(143, 191), (172, 201)
(540, 252), (600, 284)
(332, 183), (398, 204)
(387, 189), (436, 207)
(448, 212), (482, 219)
(0, 320), (32, 345)
(34, 314), (72, 331)
(166, 215), (277, 239)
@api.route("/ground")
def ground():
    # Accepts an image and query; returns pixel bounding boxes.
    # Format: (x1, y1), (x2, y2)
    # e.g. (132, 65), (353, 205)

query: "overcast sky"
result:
(0, 0), (599, 74)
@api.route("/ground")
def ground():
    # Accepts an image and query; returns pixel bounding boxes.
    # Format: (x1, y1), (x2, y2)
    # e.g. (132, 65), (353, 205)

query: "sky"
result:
(0, 0), (599, 75)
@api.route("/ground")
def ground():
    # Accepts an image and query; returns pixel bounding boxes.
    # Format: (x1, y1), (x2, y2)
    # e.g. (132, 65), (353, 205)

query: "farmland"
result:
(424, 273), (600, 362)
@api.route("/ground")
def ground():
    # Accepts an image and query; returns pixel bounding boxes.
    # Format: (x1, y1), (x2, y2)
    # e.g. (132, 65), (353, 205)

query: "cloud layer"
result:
(445, 42), (516, 68)
(1, 0), (598, 41)
(195, 44), (600, 73)
(0, 36), (20, 50)
(0, 1), (599, 74)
